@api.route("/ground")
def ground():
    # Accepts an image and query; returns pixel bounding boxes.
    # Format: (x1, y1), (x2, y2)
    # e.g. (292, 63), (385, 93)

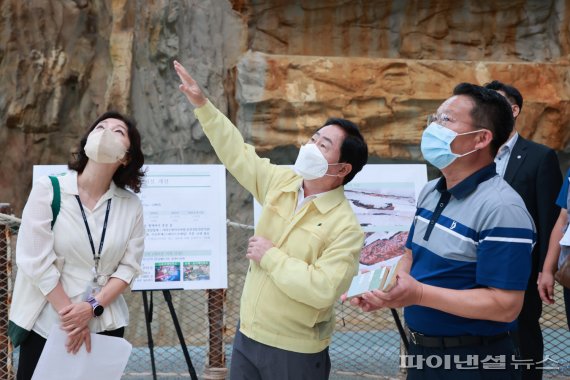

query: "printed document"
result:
(31, 325), (132, 380)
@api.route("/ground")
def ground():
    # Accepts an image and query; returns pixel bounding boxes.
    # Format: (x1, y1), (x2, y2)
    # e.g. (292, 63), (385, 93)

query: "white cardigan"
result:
(10, 171), (145, 338)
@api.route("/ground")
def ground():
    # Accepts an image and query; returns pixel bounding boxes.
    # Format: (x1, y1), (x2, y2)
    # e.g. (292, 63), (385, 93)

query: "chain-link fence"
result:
(1, 211), (570, 379)
(0, 205), (15, 380)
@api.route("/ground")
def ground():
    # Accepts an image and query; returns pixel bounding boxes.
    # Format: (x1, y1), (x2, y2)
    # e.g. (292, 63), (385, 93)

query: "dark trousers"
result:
(230, 328), (331, 380)
(515, 279), (543, 380)
(17, 327), (124, 380)
(405, 334), (521, 380)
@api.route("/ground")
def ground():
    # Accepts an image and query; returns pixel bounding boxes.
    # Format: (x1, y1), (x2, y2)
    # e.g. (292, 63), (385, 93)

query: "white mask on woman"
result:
(84, 129), (128, 164)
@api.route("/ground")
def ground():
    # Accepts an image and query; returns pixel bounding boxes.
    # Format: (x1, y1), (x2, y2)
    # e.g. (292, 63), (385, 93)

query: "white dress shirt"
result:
(494, 132), (519, 177)
(11, 171), (144, 338)
(296, 184), (333, 213)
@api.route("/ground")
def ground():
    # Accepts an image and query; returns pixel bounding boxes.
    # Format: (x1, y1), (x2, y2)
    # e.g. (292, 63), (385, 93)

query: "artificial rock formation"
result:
(235, 52), (570, 160)
(238, 0), (570, 62)
(1, 0), (569, 215)
(0, 0), (246, 213)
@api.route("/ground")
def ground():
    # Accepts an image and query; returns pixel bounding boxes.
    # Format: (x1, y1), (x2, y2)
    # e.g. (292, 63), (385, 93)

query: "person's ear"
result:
(338, 163), (353, 178)
(474, 129), (493, 150)
(121, 151), (131, 167)
(511, 104), (520, 119)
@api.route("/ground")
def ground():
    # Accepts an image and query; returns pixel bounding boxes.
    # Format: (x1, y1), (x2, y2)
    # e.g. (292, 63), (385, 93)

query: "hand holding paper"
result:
(59, 302), (93, 336)
(346, 255), (404, 299)
(65, 327), (91, 354)
(349, 255), (423, 312)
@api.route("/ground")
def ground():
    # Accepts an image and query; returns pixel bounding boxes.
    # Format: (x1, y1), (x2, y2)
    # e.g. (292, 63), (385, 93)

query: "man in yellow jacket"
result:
(174, 61), (368, 379)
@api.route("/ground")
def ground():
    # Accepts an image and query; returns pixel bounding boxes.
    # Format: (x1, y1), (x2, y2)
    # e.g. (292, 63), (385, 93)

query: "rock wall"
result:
(239, 0), (570, 62)
(1, 0), (569, 216)
(236, 52), (570, 159)
(233, 0), (570, 170)
(0, 0), (246, 214)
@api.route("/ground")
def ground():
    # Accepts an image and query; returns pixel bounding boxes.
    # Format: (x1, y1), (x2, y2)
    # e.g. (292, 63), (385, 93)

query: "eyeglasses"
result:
(427, 113), (455, 127)
(427, 113), (485, 131)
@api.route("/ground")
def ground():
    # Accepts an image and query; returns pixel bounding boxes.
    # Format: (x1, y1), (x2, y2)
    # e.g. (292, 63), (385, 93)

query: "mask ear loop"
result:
(457, 129), (486, 136)
(455, 148), (479, 158)
(324, 163), (348, 177)
(119, 150), (131, 167)
(452, 129), (486, 157)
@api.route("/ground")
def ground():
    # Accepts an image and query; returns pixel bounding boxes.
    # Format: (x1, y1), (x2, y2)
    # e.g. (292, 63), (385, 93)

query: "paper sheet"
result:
(346, 254), (404, 298)
(31, 325), (132, 380)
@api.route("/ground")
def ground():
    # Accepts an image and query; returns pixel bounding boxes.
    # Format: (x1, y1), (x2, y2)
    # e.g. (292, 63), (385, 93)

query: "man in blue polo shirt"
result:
(352, 83), (535, 379)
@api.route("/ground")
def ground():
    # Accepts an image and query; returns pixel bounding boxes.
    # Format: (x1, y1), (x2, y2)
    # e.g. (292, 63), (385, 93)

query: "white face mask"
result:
(294, 143), (344, 180)
(84, 128), (128, 164)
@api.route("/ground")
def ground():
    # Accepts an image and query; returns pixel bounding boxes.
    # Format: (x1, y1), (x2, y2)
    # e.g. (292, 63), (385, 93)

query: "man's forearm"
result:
(542, 210), (567, 273)
(419, 285), (524, 323)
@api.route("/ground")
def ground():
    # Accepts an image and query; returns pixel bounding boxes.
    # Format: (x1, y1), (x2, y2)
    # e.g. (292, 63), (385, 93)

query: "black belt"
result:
(408, 330), (511, 349)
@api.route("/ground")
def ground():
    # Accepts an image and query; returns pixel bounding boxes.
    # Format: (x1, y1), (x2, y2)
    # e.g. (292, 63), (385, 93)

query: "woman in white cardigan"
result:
(10, 111), (146, 380)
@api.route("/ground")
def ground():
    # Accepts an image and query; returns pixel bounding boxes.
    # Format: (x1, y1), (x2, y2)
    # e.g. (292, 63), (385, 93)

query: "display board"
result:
(253, 164), (428, 270)
(33, 164), (228, 291)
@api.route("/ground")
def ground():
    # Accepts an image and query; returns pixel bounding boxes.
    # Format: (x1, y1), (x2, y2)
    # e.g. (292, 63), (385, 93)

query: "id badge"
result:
(84, 267), (101, 300)
(84, 281), (101, 300)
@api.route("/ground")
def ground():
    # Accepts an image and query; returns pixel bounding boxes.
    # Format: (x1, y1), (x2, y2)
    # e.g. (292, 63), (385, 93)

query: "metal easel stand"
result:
(142, 290), (198, 380)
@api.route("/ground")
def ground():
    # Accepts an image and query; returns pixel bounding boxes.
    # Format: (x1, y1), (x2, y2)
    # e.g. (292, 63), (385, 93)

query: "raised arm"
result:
(173, 60), (291, 204)
(174, 60), (207, 107)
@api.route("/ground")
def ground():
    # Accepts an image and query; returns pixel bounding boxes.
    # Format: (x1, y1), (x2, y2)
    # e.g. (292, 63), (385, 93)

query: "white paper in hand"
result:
(346, 255), (404, 298)
(31, 325), (132, 380)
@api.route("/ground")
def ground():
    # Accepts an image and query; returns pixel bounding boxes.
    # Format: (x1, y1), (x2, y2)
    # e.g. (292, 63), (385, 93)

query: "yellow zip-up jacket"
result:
(195, 101), (364, 353)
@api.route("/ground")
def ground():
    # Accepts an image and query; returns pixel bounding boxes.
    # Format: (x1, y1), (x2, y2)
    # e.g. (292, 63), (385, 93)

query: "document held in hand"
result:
(346, 255), (403, 298)
(31, 325), (132, 380)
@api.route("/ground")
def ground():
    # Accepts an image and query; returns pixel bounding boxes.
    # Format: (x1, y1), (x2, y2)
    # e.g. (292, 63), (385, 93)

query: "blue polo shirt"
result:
(404, 163), (535, 336)
(556, 168), (570, 268)
(556, 168), (570, 209)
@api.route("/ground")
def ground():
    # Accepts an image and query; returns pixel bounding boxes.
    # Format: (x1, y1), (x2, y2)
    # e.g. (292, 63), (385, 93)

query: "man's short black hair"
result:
(320, 118), (368, 185)
(484, 80), (523, 110)
(452, 83), (514, 157)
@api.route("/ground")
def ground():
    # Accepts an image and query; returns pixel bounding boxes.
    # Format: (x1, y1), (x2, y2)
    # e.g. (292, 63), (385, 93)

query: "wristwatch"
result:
(86, 295), (104, 317)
